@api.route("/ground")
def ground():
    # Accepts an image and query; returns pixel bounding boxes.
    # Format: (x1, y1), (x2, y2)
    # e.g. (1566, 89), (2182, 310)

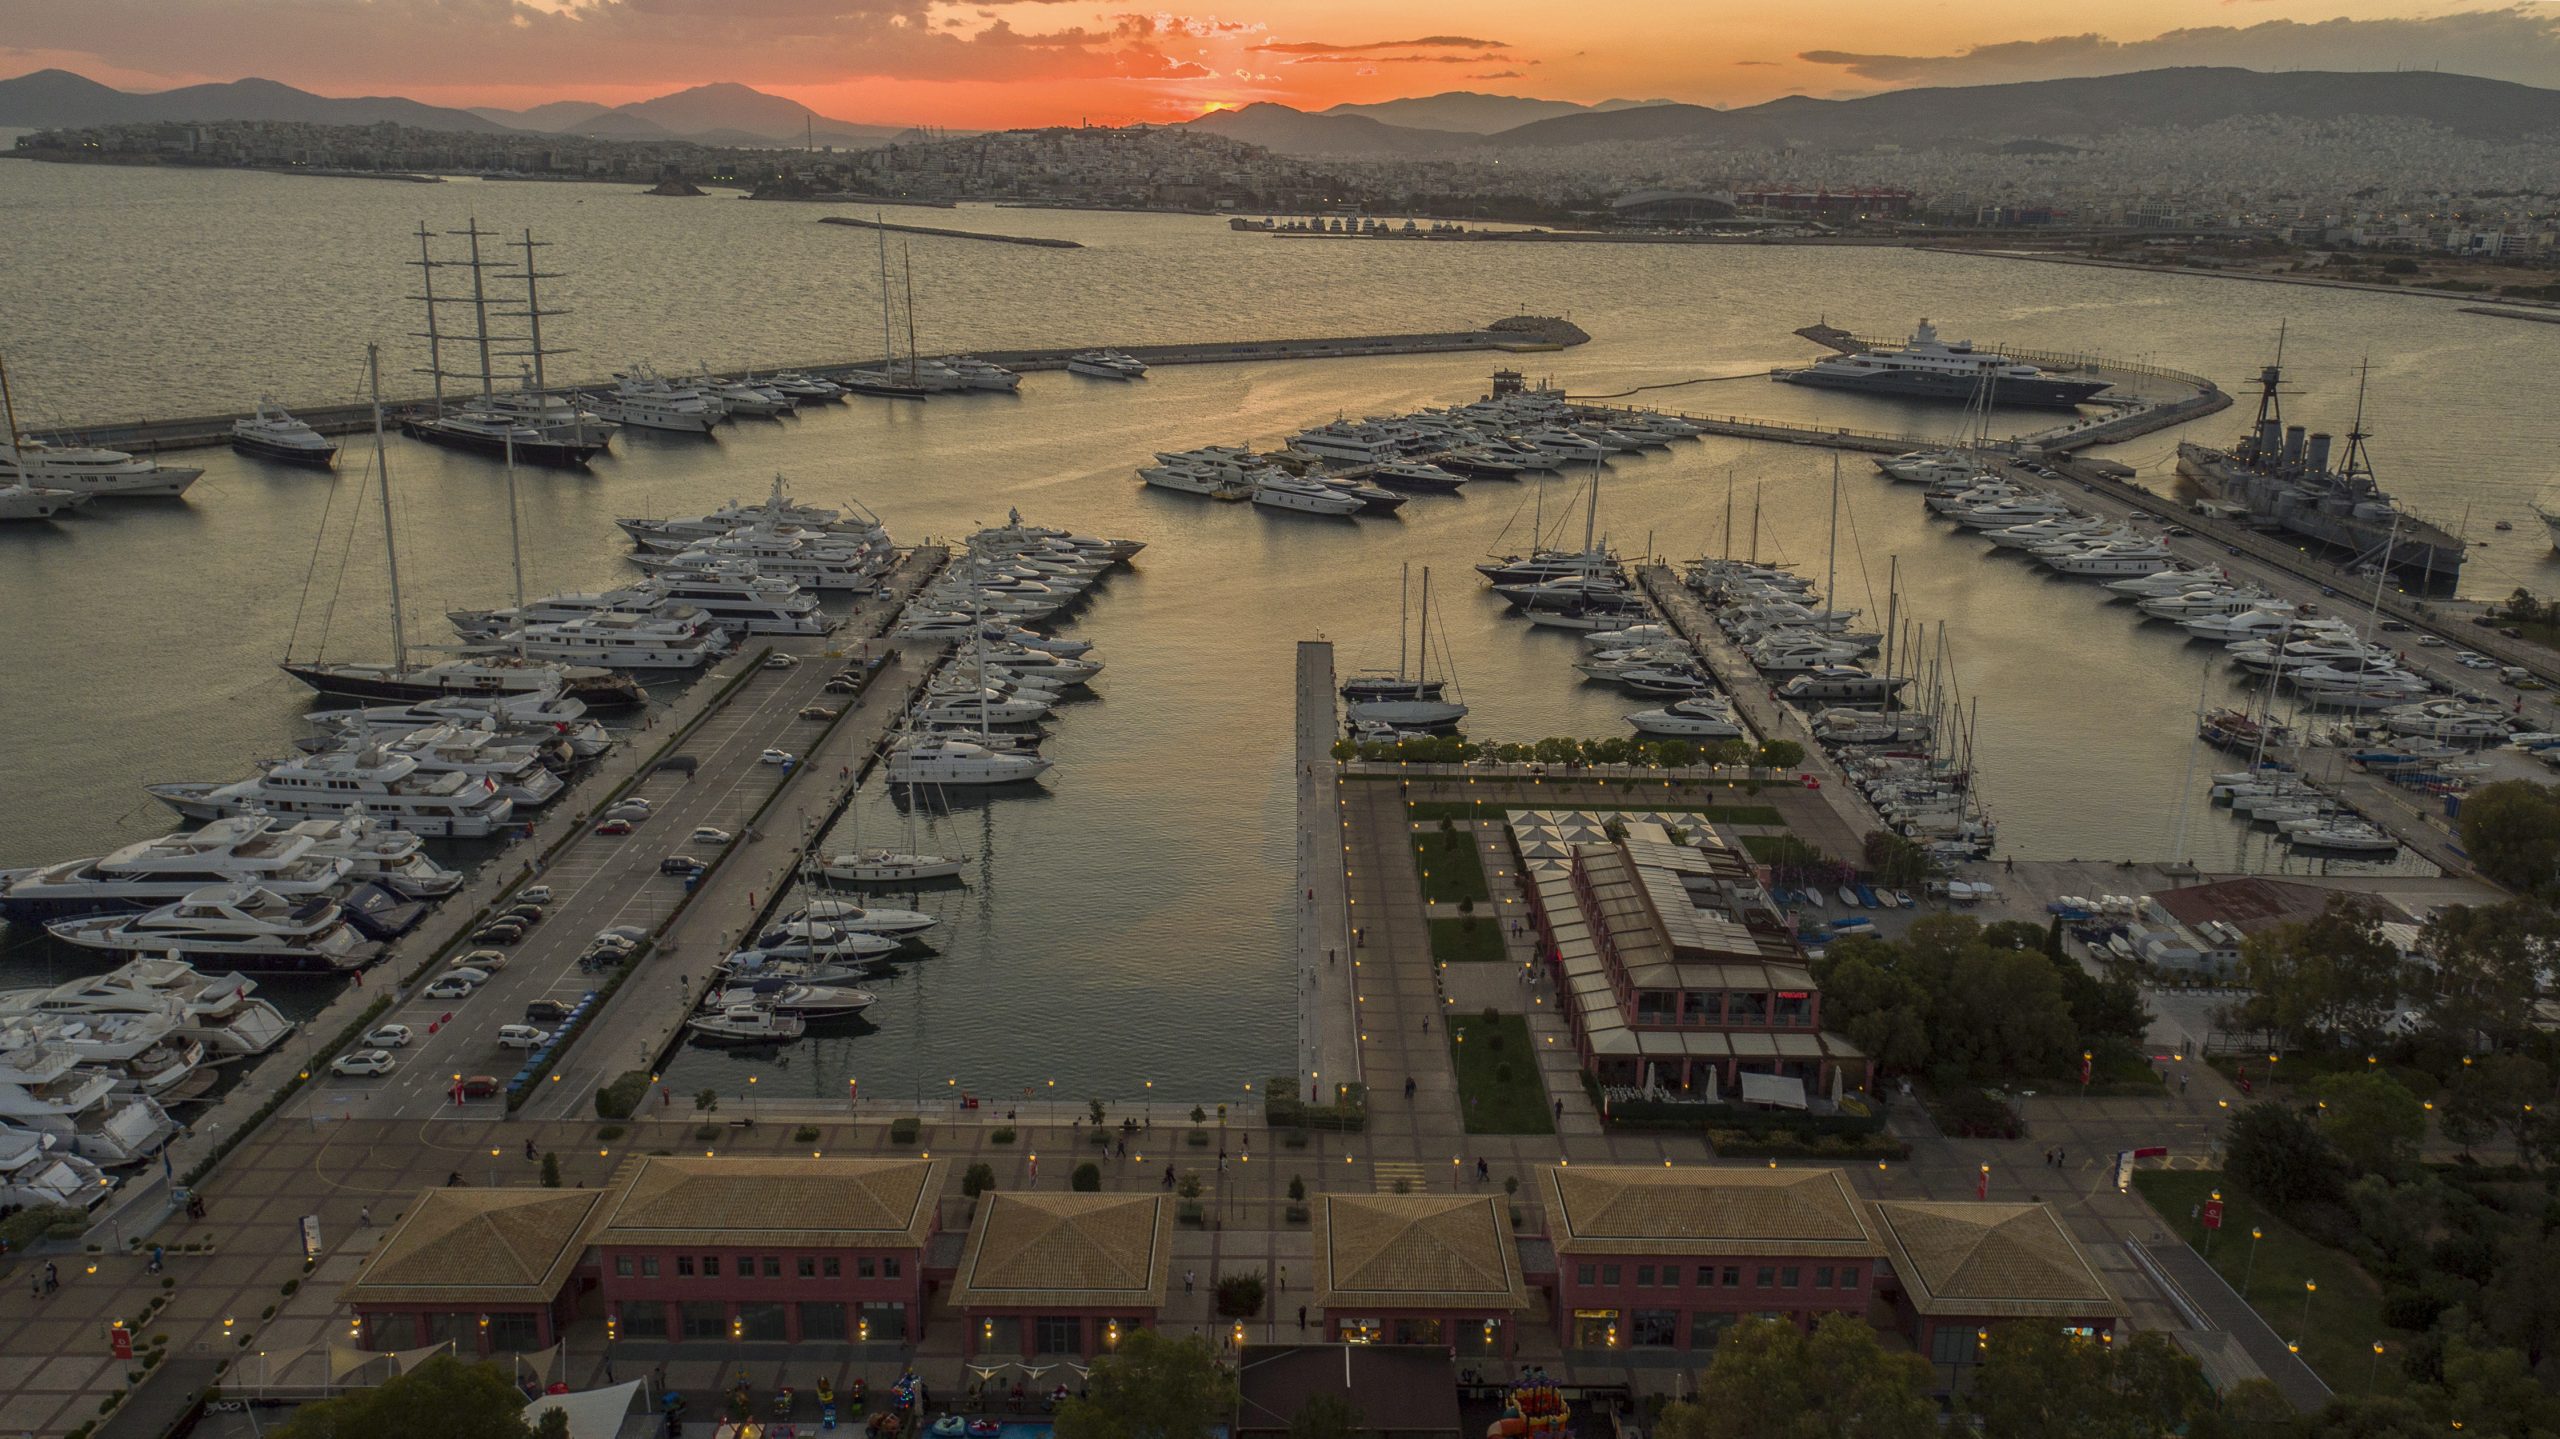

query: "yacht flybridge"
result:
(146, 744), (517, 839)
(47, 884), (375, 974)
(0, 813), (357, 923)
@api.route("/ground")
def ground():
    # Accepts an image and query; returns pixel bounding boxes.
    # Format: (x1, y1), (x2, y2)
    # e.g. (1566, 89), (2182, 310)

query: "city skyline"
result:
(4, 0), (2560, 130)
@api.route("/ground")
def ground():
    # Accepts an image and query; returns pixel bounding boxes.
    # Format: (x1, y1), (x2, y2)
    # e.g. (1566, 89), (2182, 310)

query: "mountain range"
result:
(1193, 67), (2560, 155)
(1316, 91), (1673, 134)
(0, 71), (916, 147)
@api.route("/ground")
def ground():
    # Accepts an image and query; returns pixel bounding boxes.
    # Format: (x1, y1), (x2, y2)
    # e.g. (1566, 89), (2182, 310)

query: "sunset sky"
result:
(4, 0), (2558, 128)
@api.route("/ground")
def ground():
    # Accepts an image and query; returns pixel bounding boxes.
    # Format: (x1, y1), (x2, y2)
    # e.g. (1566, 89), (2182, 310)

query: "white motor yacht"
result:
(0, 814), (356, 924)
(279, 811), (468, 896)
(509, 610), (730, 671)
(0, 482), (84, 521)
(782, 898), (938, 937)
(945, 357), (1022, 392)
(1625, 697), (1743, 739)
(696, 372), (792, 417)
(1, 1012), (205, 1102)
(2136, 588), (2284, 621)
(146, 746), (516, 839)
(0, 1126), (111, 1209)
(884, 734), (1053, 785)
(347, 724), (567, 808)
(1290, 422), (1405, 465)
(1066, 350), (1149, 380)
(48, 885), (375, 973)
(822, 849), (968, 885)
(1779, 666), (1910, 704)
(634, 534), (888, 591)
(581, 366), (724, 433)
(2382, 701), (2510, 742)
(1139, 461), (1251, 500)
(1252, 473), (1365, 516)
(914, 688), (1053, 726)
(2046, 542), (2175, 579)
(0, 439), (200, 497)
(711, 980), (877, 1019)
(686, 1002), (806, 1044)
(0, 1037), (177, 1167)
(650, 566), (830, 635)
(766, 373), (844, 403)
(2105, 567), (2224, 598)
(1948, 497), (2075, 530)
(0, 956), (293, 1061)
(1982, 516), (2103, 550)
(229, 398), (338, 467)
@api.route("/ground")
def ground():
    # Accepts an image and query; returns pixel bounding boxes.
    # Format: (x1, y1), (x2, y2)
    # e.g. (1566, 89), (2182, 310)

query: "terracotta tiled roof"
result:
(1313, 1193), (1528, 1312)
(1542, 1165), (1882, 1258)
(341, 1188), (608, 1308)
(950, 1192), (1171, 1311)
(592, 1156), (941, 1248)
(1869, 1201), (2119, 1319)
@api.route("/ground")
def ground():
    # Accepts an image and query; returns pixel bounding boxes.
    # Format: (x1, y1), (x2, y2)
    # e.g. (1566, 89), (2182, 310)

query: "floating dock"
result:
(818, 215), (1083, 249)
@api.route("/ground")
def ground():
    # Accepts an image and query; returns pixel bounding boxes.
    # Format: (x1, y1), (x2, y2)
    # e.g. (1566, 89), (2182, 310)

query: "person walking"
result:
(359, 1205), (372, 1227)
(1184, 1269), (1196, 1294)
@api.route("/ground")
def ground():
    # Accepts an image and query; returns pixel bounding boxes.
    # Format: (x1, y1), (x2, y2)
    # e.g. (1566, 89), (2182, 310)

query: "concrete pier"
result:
(818, 215), (1082, 248)
(1294, 642), (1360, 1100)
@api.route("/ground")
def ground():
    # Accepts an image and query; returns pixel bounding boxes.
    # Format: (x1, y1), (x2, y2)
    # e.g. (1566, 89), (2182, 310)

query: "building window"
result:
(702, 1257), (720, 1278)
(799, 1303), (847, 1341)
(1840, 1267), (1860, 1290)
(1695, 1265), (1716, 1287)
(486, 1313), (540, 1353)
(676, 1257), (695, 1277)
(1722, 1267), (1741, 1287)
(1600, 1265), (1620, 1286)
(1931, 1326), (1974, 1366)
(1571, 1309), (1621, 1349)
(680, 1303), (727, 1340)
(1781, 1267), (1800, 1288)
(614, 1256), (634, 1278)
(736, 1302), (787, 1341)
(641, 1257), (659, 1279)
(857, 1258), (877, 1279)
(1034, 1316), (1084, 1355)
(859, 1301), (908, 1342)
(1393, 1318), (1445, 1345)
(824, 1257), (842, 1278)
(1814, 1266), (1833, 1289)
(883, 1257), (902, 1279)
(619, 1301), (667, 1340)
(1338, 1317), (1383, 1344)
(761, 1257), (782, 1279)
(1637, 1265), (1655, 1286)
(1631, 1310), (1679, 1348)
(1755, 1268), (1775, 1288)
(1576, 1265), (1596, 1287)
(799, 1257), (817, 1279)
(1690, 1312), (1736, 1351)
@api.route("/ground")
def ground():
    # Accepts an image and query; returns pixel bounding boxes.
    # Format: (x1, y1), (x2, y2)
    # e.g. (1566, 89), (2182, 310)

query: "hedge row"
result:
(1263, 1077), (1369, 1133)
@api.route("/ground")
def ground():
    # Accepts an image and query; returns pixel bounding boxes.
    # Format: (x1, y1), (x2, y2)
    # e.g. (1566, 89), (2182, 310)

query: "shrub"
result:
(279, 1279), (299, 1296)
(1285, 1203), (1310, 1224)
(1177, 1173), (1204, 1200)
(1494, 1062), (1513, 1082)
(792, 1126), (821, 1144)
(1929, 1086), (2025, 1140)
(1288, 1175), (1306, 1202)
(1283, 1131), (1308, 1148)
(1189, 1105), (1207, 1125)
(594, 1071), (651, 1121)
(991, 1127), (1017, 1144)
(1215, 1272), (1266, 1318)
(693, 1124), (720, 1142)
(888, 1117), (920, 1144)
(540, 1152), (562, 1188)
(1177, 1201), (1205, 1226)
(596, 1124), (627, 1142)
(1187, 1131), (1209, 1147)
(962, 1162), (996, 1198)
(1072, 1162), (1101, 1192)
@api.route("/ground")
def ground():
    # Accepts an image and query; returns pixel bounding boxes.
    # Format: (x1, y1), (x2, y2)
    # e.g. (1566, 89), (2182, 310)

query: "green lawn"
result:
(1448, 1013), (1554, 1134)
(1408, 800), (1783, 826)
(1411, 833), (1490, 903)
(1429, 917), (1509, 964)
(2132, 1169), (2416, 1396)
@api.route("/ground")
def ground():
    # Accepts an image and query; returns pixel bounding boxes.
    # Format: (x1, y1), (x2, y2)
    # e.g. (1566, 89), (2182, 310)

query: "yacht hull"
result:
(280, 662), (645, 709)
(229, 434), (338, 467)
(400, 417), (607, 468)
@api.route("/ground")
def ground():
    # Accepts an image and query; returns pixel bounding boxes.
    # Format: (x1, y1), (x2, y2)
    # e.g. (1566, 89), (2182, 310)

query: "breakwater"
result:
(819, 215), (1082, 249)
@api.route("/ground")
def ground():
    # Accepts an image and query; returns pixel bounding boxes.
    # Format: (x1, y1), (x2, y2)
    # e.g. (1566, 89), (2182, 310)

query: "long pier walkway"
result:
(1295, 643), (1361, 1102)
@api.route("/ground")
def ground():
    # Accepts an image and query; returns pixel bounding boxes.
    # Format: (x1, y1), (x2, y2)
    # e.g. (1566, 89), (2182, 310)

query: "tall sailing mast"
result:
(366, 344), (410, 677)
(454, 219), (500, 397)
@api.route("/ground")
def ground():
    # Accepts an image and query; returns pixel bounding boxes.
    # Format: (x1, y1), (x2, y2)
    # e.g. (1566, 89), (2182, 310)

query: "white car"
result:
(589, 931), (642, 954)
(760, 748), (796, 766)
(763, 654), (798, 670)
(363, 1024), (414, 1049)
(689, 826), (733, 846)
(454, 949), (508, 972)
(518, 885), (554, 905)
(495, 1024), (553, 1050)
(2416, 635), (2446, 647)
(424, 974), (480, 999)
(331, 1050), (396, 1078)
(604, 799), (653, 821)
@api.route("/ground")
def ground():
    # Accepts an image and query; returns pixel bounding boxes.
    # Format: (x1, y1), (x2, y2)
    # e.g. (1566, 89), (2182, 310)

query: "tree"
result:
(1054, 1331), (1238, 1439)
(2442, 1335), (2560, 1434)
(1072, 1161), (1102, 1192)
(1214, 1271), (1265, 1318)
(532, 1409), (569, 1439)
(1971, 1325), (2210, 1439)
(1658, 1315), (1935, 1439)
(2482, 1231), (2560, 1370)
(2305, 1395), (2442, 1439)
(2417, 901), (2555, 1054)
(2225, 1101), (2347, 1215)
(2462, 1053), (2555, 1164)
(2310, 1071), (2428, 1176)
(1809, 945), (1932, 1074)
(962, 1161), (996, 1198)
(2457, 780), (2560, 895)
(1756, 739), (1805, 771)
(2237, 896), (2405, 1050)
(539, 1151), (561, 1188)
(1285, 1394), (1361, 1439)
(274, 1354), (533, 1439)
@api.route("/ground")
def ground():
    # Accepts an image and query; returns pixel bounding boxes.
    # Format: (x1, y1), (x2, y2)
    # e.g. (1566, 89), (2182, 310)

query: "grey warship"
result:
(2175, 344), (2464, 588)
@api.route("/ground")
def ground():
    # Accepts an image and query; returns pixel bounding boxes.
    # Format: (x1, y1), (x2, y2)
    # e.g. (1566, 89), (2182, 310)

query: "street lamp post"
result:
(2370, 1341), (2385, 1392)
(2301, 1280), (2318, 1337)
(2243, 1227), (2263, 1299)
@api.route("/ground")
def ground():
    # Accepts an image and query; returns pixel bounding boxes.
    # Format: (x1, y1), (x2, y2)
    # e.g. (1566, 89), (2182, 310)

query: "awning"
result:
(522, 1380), (645, 1439)
(1739, 1072), (1808, 1110)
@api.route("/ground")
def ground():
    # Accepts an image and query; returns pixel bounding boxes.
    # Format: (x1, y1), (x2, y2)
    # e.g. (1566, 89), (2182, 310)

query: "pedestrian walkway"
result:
(1294, 642), (1360, 1096)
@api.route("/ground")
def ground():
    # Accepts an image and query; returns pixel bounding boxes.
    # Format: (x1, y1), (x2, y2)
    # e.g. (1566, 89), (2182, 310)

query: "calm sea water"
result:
(4, 158), (2556, 1097)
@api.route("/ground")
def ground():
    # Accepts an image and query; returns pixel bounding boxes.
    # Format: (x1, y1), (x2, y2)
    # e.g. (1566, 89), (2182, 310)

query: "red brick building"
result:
(1310, 1193), (1527, 1357)
(948, 1191), (1172, 1360)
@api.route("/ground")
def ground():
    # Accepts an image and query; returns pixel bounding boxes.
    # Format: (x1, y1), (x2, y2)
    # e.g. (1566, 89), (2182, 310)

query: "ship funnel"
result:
(2281, 425), (2307, 466)
(2256, 419), (2281, 456)
(2306, 432), (2333, 473)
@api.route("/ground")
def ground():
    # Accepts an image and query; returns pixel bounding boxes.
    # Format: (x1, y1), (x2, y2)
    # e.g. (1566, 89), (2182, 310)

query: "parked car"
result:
(594, 819), (636, 836)
(444, 966), (493, 986)
(589, 932), (641, 955)
(459, 1075), (501, 1100)
(799, 705), (839, 721)
(604, 800), (653, 821)
(363, 1024), (413, 1048)
(660, 855), (707, 876)
(763, 654), (798, 670)
(472, 922), (525, 945)
(331, 1049), (397, 1077)
(453, 949), (507, 972)
(598, 925), (648, 944)
(760, 748), (796, 766)
(496, 1024), (552, 1050)
(517, 885), (554, 905)
(524, 1000), (572, 1025)
(823, 678), (862, 694)
(500, 903), (544, 925)
(2417, 634), (2447, 647)
(689, 826), (733, 846)
(425, 974), (480, 1000)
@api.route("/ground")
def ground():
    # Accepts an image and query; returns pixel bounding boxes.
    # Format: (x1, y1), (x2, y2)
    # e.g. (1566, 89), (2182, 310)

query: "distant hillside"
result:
(1319, 91), (1671, 134)
(0, 70), (918, 149)
(1477, 66), (2560, 149)
(0, 69), (513, 132)
(1188, 102), (1472, 156)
